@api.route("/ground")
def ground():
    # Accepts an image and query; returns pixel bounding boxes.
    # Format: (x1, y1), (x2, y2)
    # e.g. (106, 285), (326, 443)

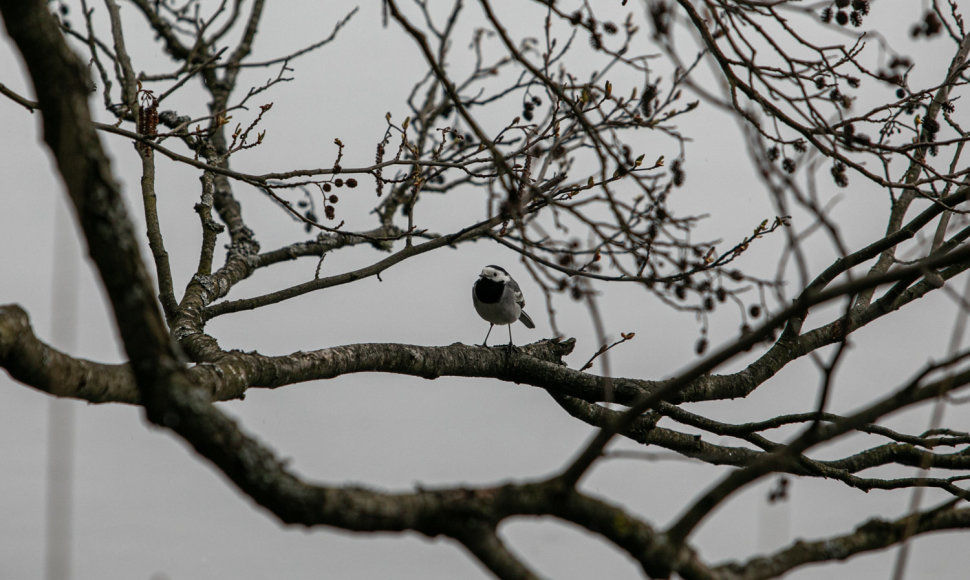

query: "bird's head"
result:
(480, 265), (510, 283)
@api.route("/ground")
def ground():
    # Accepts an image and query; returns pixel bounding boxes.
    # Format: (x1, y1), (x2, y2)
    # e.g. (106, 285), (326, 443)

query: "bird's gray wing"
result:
(507, 278), (526, 308)
(508, 278), (536, 328)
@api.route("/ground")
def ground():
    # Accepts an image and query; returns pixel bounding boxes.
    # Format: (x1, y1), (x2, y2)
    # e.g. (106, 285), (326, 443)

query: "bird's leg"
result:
(482, 324), (494, 347)
(506, 325), (515, 354)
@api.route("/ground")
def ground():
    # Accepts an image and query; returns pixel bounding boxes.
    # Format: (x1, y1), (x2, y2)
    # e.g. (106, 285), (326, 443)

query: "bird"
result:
(472, 265), (535, 347)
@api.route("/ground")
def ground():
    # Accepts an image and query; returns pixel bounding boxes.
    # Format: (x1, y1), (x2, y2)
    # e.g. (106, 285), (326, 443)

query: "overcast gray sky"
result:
(2, 1), (969, 579)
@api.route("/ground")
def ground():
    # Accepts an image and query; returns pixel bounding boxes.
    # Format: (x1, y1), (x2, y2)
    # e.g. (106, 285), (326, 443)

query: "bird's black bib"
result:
(474, 277), (504, 304)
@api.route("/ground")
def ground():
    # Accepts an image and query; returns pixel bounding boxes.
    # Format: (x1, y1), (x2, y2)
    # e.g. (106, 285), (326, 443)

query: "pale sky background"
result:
(1, 1), (968, 579)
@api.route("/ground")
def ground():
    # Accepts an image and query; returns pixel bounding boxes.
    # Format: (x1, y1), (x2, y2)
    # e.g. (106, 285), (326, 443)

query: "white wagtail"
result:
(472, 265), (535, 347)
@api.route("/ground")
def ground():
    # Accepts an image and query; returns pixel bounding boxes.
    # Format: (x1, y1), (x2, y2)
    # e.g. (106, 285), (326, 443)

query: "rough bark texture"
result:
(3, 1), (970, 578)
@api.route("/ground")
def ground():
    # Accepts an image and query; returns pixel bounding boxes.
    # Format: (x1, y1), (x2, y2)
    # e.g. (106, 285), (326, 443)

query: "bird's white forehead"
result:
(481, 265), (510, 280)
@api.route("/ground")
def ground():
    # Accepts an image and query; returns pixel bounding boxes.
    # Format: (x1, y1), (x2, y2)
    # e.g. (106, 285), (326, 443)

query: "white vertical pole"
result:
(46, 201), (78, 580)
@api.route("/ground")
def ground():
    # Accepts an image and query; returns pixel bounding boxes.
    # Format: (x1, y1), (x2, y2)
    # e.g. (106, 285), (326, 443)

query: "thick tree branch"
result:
(0, 304), (136, 403)
(4, 2), (970, 577)
(0, 0), (181, 390)
(717, 503), (970, 580)
(665, 356), (970, 547)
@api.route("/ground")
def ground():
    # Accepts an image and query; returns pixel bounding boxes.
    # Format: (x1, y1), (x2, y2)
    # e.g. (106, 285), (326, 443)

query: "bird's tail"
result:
(519, 310), (535, 329)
